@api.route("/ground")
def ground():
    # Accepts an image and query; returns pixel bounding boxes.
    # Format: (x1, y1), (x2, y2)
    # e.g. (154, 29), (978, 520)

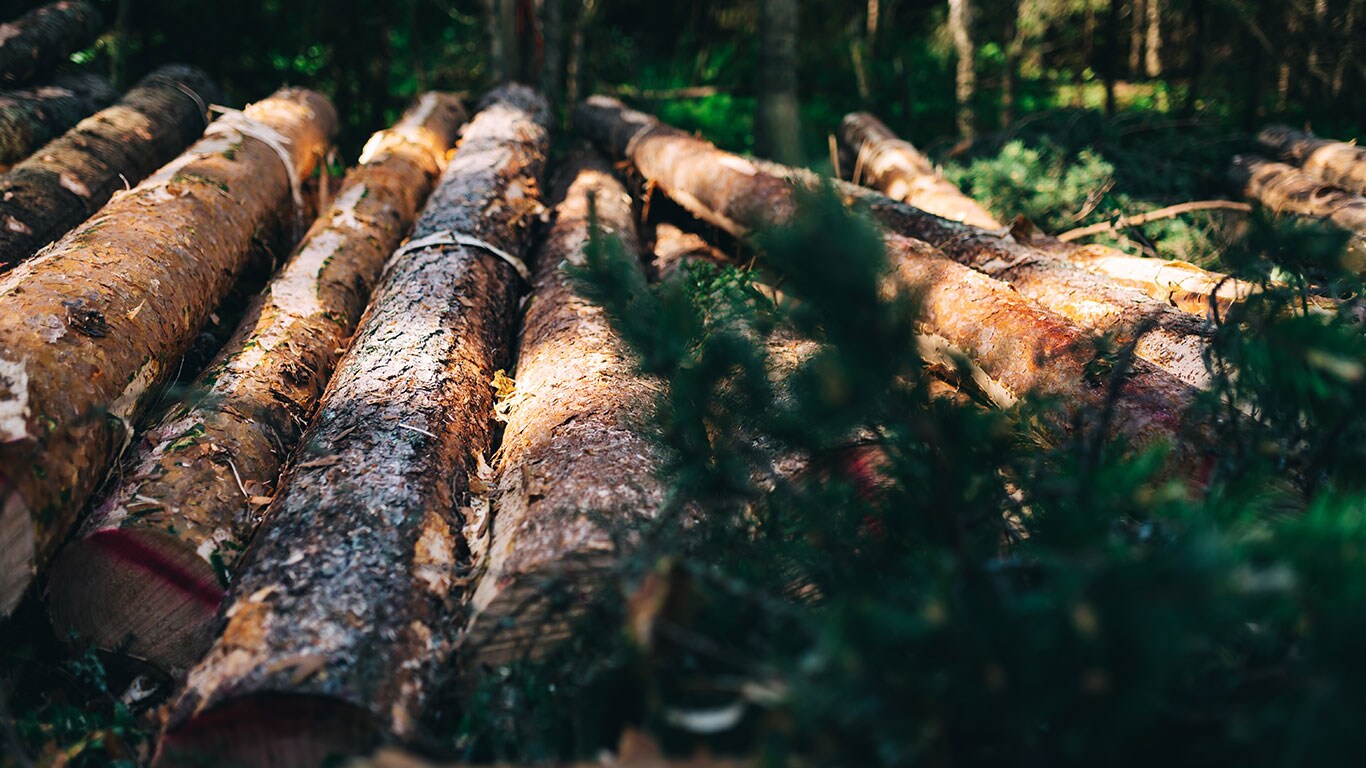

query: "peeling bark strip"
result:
(839, 111), (999, 229)
(46, 94), (466, 676)
(0, 87), (336, 617)
(159, 85), (550, 767)
(1258, 124), (1366, 196)
(0, 64), (221, 273)
(463, 152), (666, 668)
(0, 71), (116, 168)
(0, 0), (101, 86)
(836, 112), (1248, 328)
(1231, 154), (1366, 245)
(576, 98), (1199, 448)
(576, 97), (1213, 390)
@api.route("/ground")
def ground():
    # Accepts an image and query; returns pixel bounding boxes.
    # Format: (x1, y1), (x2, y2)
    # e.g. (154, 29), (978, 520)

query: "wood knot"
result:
(64, 302), (109, 338)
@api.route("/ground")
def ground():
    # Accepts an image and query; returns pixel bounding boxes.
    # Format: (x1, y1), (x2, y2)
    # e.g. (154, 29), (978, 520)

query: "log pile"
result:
(157, 84), (550, 767)
(0, 86), (336, 617)
(1230, 153), (1366, 247)
(0, 71), (116, 169)
(0, 0), (101, 87)
(0, 64), (221, 273)
(46, 93), (466, 676)
(1258, 124), (1366, 196)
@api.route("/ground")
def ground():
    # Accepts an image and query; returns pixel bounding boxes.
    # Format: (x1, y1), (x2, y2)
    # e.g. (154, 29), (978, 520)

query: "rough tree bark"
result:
(0, 71), (116, 169)
(1258, 124), (1366, 197)
(45, 94), (466, 676)
(0, 64), (221, 273)
(575, 96), (1204, 450)
(948, 0), (975, 137)
(158, 85), (550, 767)
(0, 87), (336, 617)
(838, 112), (1262, 319)
(819, 108), (1212, 385)
(0, 0), (101, 87)
(756, 0), (800, 164)
(463, 151), (666, 668)
(1231, 154), (1366, 246)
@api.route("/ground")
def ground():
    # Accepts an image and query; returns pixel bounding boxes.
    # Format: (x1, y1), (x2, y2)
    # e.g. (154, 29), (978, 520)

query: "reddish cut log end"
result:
(156, 694), (378, 768)
(0, 469), (34, 614)
(46, 528), (224, 673)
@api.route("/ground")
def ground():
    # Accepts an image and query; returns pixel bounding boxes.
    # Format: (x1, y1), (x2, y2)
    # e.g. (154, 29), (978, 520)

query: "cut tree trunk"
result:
(0, 71), (116, 169)
(0, 64), (221, 273)
(575, 96), (1204, 450)
(1231, 154), (1366, 249)
(158, 85), (550, 768)
(463, 151), (666, 668)
(0, 0), (101, 87)
(45, 93), (466, 676)
(0, 87), (336, 617)
(814, 105), (1213, 382)
(1257, 124), (1366, 196)
(840, 111), (998, 229)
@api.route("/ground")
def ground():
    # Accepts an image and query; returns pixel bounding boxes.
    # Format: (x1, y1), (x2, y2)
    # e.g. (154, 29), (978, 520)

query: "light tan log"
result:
(463, 151), (666, 668)
(0, 87), (336, 617)
(45, 93), (466, 676)
(575, 96), (1204, 452)
(1230, 154), (1366, 254)
(1259, 124), (1366, 196)
(157, 84), (551, 768)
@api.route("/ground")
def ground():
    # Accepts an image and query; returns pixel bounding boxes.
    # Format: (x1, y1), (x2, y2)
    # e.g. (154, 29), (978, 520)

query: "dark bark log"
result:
(46, 94), (466, 676)
(0, 87), (336, 617)
(1258, 124), (1366, 197)
(574, 96), (1205, 452)
(158, 85), (550, 767)
(463, 151), (666, 668)
(839, 112), (1264, 320)
(0, 0), (101, 87)
(0, 71), (115, 168)
(1230, 154), (1366, 249)
(0, 64), (221, 274)
(756, 0), (800, 163)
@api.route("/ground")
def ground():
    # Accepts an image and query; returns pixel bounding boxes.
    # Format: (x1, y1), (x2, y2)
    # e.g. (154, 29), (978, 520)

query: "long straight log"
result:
(577, 96), (1213, 389)
(463, 151), (666, 668)
(0, 71), (116, 168)
(45, 93), (466, 676)
(0, 1), (101, 86)
(0, 87), (336, 617)
(838, 110), (1257, 321)
(1230, 153), (1366, 246)
(1258, 124), (1366, 196)
(0, 64), (221, 273)
(158, 85), (550, 767)
(575, 97), (1202, 449)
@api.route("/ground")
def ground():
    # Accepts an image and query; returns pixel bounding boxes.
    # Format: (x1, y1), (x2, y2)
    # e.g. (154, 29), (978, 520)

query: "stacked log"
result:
(463, 151), (667, 668)
(0, 64), (221, 273)
(1258, 125), (1366, 196)
(576, 96), (1203, 451)
(46, 93), (467, 676)
(0, 71), (116, 169)
(0, 1), (101, 86)
(0, 87), (336, 617)
(839, 110), (1256, 321)
(158, 84), (550, 767)
(1230, 154), (1366, 248)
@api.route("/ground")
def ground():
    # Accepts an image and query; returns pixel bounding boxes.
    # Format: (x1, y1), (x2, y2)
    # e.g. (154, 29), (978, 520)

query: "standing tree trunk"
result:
(1143, 0), (1162, 77)
(541, 0), (563, 112)
(575, 96), (1206, 454)
(1103, 0), (1120, 115)
(0, 72), (116, 169)
(0, 87), (336, 617)
(486, 0), (519, 82)
(1002, 0), (1021, 127)
(832, 111), (1216, 377)
(463, 151), (666, 668)
(948, 0), (975, 138)
(0, 65), (220, 274)
(1258, 124), (1366, 196)
(564, 0), (599, 126)
(1129, 0), (1144, 76)
(46, 94), (466, 676)
(158, 85), (550, 767)
(0, 0), (101, 86)
(756, 0), (801, 163)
